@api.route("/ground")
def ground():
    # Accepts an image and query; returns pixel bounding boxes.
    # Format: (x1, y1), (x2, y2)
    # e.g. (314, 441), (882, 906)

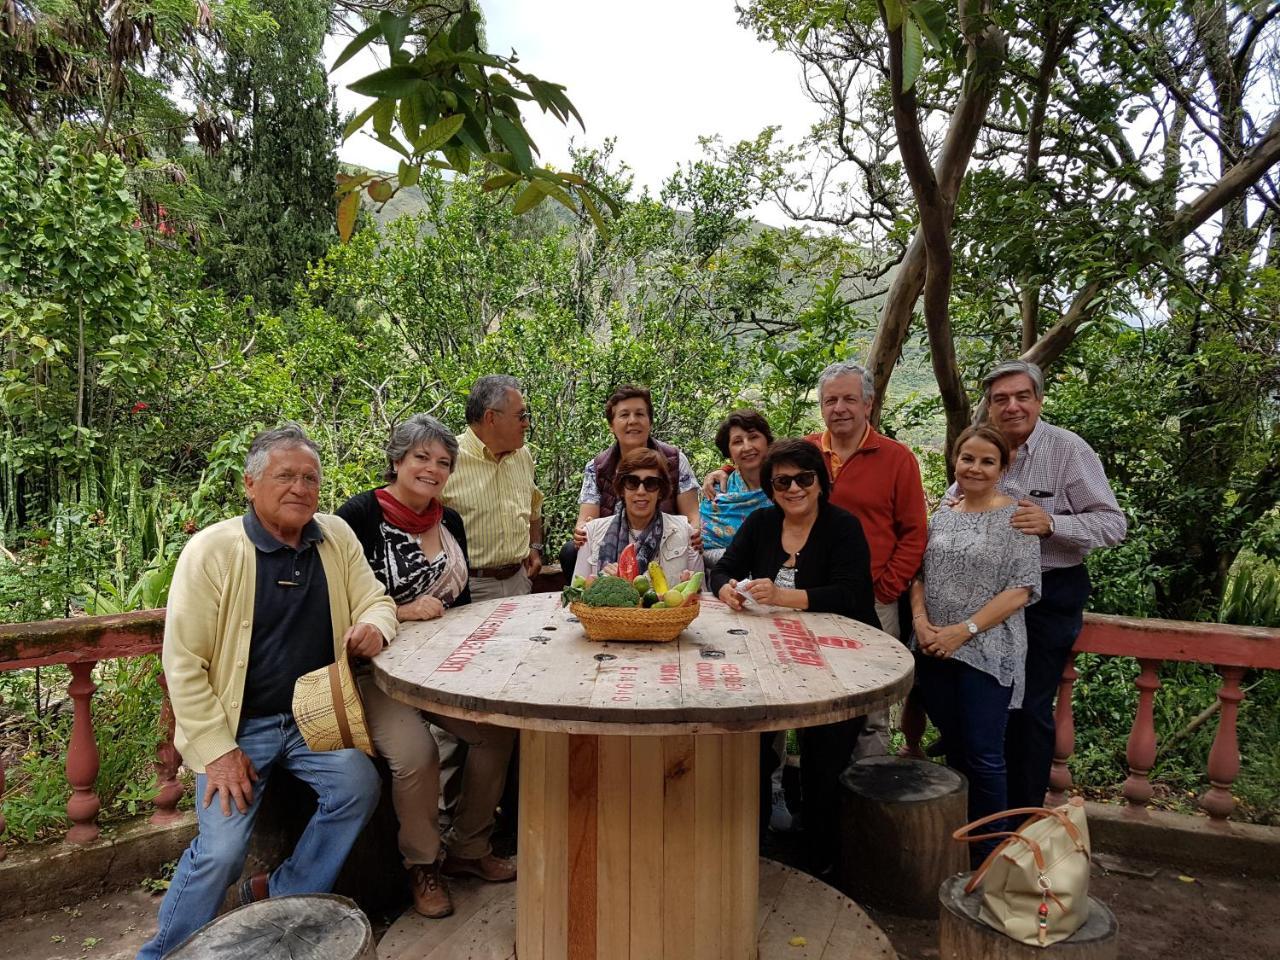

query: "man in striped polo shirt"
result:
(973, 360), (1127, 809)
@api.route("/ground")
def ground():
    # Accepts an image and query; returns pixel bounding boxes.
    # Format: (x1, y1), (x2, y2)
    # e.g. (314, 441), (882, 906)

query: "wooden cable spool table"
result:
(373, 593), (914, 960)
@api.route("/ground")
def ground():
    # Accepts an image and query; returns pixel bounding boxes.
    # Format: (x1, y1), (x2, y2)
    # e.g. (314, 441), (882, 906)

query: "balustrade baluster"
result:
(1122, 658), (1161, 808)
(1046, 655), (1078, 806)
(1200, 665), (1246, 820)
(65, 661), (102, 843)
(150, 672), (184, 824)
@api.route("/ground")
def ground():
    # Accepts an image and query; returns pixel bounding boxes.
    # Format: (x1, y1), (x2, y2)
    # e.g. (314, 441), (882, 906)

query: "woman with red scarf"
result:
(337, 415), (515, 920)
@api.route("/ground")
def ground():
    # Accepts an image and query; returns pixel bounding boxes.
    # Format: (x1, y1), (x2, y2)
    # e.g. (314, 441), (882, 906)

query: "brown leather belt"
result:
(469, 562), (523, 580)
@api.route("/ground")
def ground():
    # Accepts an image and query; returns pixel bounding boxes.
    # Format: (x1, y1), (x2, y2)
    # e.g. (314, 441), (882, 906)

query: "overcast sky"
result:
(326, 1), (820, 226)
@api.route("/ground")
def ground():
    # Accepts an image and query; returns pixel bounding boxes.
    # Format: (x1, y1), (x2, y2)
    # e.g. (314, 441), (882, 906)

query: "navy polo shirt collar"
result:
(243, 506), (324, 553)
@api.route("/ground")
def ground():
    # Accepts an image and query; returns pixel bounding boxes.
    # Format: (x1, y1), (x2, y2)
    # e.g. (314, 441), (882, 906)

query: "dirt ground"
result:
(1, 845), (1276, 959)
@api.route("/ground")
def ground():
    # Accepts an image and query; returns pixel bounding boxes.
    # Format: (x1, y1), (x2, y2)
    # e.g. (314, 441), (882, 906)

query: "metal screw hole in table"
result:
(542, 625), (557, 630)
(593, 653), (616, 662)
(566, 616), (580, 623)
(727, 628), (748, 635)
(529, 636), (550, 644)
(700, 648), (726, 659)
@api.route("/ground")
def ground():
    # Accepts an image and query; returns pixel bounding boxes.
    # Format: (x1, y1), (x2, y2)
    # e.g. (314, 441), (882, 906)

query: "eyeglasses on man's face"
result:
(770, 470), (818, 492)
(269, 471), (321, 489)
(620, 474), (663, 492)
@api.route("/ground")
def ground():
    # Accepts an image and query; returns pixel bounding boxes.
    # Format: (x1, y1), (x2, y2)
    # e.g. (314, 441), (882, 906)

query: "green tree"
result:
(199, 0), (342, 308)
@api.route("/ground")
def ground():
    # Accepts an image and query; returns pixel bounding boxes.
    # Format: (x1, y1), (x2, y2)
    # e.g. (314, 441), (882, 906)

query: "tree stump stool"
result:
(938, 874), (1119, 960)
(168, 894), (375, 960)
(838, 755), (968, 917)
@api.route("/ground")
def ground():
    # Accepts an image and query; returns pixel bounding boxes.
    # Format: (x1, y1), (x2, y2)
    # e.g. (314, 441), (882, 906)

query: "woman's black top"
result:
(709, 500), (879, 627)
(336, 488), (472, 608)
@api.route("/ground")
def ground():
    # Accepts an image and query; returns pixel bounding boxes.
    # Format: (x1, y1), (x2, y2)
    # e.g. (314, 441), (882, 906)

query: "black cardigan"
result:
(709, 500), (879, 627)
(336, 488), (472, 608)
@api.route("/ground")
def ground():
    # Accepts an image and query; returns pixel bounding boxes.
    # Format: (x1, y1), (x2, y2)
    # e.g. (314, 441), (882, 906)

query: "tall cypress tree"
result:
(202, 0), (339, 309)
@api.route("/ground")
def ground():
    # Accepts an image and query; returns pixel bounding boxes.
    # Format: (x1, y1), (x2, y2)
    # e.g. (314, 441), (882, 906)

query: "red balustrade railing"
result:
(0, 611), (172, 858)
(1045, 613), (1279, 820)
(899, 613), (1278, 821)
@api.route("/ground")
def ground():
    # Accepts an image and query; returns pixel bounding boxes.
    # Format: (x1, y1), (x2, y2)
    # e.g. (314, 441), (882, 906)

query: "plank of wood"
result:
(516, 729), (546, 960)
(377, 879), (508, 960)
(756, 869), (841, 960)
(567, 735), (599, 960)
(629, 736), (665, 960)
(596, 735), (631, 960)
(693, 735), (725, 959)
(541, 731), (571, 960)
(724, 732), (759, 959)
(756, 858), (790, 937)
(661, 735), (697, 960)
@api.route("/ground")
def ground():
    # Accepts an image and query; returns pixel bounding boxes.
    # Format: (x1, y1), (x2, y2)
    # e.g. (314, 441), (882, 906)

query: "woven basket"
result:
(569, 599), (700, 642)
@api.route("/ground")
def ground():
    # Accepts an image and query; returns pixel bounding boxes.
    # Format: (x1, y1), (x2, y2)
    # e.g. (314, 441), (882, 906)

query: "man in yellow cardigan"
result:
(138, 425), (398, 960)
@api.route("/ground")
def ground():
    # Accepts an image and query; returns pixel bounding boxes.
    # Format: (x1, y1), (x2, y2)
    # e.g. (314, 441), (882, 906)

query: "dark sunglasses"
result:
(770, 470), (819, 492)
(620, 474), (663, 492)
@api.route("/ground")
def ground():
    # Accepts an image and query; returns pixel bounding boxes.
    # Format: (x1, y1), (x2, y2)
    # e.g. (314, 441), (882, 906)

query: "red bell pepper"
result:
(618, 542), (639, 581)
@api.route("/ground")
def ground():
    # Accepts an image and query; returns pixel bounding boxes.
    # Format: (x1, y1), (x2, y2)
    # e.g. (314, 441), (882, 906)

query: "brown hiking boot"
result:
(442, 851), (517, 883)
(409, 862), (454, 919)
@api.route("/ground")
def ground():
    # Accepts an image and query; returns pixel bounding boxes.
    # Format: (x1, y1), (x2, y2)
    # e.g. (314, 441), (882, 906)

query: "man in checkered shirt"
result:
(954, 360), (1127, 810)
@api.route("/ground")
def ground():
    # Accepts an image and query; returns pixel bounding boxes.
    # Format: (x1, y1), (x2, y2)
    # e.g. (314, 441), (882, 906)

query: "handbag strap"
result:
(955, 807), (1088, 895)
(327, 662), (355, 750)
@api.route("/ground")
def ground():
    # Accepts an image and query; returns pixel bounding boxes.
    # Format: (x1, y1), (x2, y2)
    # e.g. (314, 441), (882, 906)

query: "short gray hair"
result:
(817, 360), (874, 402)
(465, 374), (523, 424)
(384, 414), (459, 482)
(982, 360), (1044, 400)
(244, 423), (321, 481)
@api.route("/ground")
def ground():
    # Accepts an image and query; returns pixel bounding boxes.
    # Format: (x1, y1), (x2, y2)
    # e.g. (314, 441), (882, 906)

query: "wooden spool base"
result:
(171, 894), (374, 959)
(378, 859), (898, 960)
(938, 874), (1118, 960)
(839, 756), (968, 918)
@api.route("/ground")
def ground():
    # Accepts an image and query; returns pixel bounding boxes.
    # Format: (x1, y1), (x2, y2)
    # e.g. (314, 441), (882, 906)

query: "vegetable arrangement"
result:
(562, 547), (703, 611)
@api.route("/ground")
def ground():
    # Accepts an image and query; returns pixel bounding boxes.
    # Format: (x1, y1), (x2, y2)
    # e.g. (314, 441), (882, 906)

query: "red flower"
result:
(131, 401), (150, 413)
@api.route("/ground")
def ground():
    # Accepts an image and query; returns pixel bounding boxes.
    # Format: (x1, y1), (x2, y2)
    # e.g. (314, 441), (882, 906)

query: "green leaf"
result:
(348, 65), (424, 99)
(342, 102), (379, 140)
(397, 160), (420, 189)
(901, 18), (923, 93)
(335, 172), (373, 196)
(512, 181), (550, 214)
(380, 13), (410, 53)
(579, 189), (607, 234)
(491, 115), (534, 174)
(415, 114), (464, 153)
(449, 10), (479, 51)
(883, 0), (904, 31)
(332, 21), (382, 72)
(482, 173), (521, 192)
(909, 1), (946, 49)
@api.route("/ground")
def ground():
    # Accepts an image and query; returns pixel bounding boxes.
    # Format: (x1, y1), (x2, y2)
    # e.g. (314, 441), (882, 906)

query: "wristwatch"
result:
(966, 620), (979, 636)
(529, 542), (544, 553)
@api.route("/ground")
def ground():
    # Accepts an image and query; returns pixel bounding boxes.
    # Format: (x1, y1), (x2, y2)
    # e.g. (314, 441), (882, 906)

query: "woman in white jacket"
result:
(573, 446), (703, 587)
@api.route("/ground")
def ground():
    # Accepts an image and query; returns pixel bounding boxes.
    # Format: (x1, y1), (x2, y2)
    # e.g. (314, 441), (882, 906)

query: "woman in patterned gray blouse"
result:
(910, 425), (1041, 850)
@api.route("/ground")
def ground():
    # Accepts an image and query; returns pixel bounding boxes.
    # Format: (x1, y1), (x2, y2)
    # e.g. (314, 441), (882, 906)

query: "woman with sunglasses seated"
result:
(572, 447), (703, 586)
(709, 438), (878, 873)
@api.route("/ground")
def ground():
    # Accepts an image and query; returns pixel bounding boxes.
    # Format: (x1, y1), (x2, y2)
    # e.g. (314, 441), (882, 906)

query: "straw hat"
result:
(292, 655), (375, 757)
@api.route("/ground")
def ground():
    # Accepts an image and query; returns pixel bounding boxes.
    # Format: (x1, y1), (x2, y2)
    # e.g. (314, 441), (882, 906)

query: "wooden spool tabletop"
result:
(373, 593), (913, 735)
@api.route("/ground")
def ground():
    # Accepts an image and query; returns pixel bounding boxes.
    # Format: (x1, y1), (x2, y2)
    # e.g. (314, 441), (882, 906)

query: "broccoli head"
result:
(582, 575), (641, 608)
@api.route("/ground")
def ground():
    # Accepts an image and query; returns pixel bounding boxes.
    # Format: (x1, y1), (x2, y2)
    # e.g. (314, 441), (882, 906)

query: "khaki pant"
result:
(358, 673), (515, 864)
(854, 599), (902, 761)
(439, 566), (532, 813)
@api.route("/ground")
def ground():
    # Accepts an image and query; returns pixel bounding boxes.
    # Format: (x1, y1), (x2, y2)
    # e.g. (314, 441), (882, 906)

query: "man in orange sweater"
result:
(706, 361), (927, 757)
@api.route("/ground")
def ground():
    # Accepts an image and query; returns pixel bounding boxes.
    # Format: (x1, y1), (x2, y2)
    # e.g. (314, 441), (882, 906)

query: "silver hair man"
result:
(817, 360), (874, 402)
(982, 359), (1045, 400)
(244, 424), (321, 481)
(464, 374), (524, 425)
(383, 414), (459, 482)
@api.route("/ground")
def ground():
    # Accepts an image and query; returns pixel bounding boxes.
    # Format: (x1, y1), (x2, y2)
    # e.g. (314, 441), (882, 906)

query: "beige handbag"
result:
(953, 797), (1091, 947)
(292, 654), (375, 757)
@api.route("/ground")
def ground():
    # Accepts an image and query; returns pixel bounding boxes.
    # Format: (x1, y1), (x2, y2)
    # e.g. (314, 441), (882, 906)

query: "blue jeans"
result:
(137, 714), (380, 959)
(1005, 565), (1090, 809)
(916, 654), (1013, 862)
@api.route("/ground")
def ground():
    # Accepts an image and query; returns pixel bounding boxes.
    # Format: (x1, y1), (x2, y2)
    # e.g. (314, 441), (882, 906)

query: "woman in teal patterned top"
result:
(699, 409), (774, 565)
